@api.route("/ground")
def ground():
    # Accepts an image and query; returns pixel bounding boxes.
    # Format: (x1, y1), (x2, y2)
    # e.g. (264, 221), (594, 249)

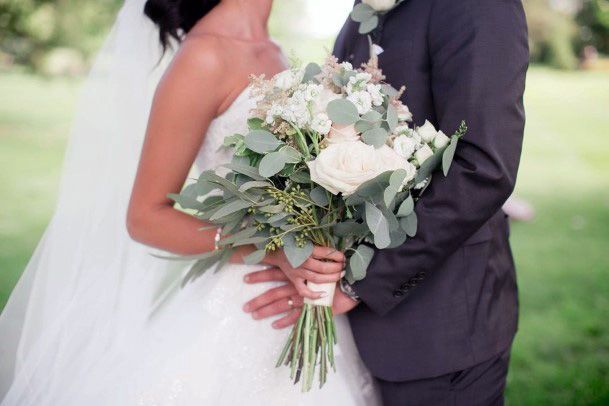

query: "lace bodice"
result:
(195, 87), (255, 171)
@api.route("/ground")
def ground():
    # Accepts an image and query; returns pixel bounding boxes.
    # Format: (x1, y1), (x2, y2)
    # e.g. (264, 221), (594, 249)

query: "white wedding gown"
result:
(0, 85), (380, 406)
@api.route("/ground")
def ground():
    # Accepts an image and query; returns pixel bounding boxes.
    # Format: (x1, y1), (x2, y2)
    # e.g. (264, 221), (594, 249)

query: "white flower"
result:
(363, 0), (397, 11)
(273, 68), (304, 91)
(396, 103), (413, 122)
(394, 125), (412, 136)
(307, 142), (410, 195)
(393, 135), (417, 159)
(400, 161), (417, 190)
(311, 113), (332, 135)
(346, 72), (372, 94)
(433, 131), (450, 149)
(311, 88), (341, 116)
(416, 120), (439, 143)
(339, 62), (354, 71)
(266, 103), (283, 124)
(347, 91), (373, 115)
(302, 83), (323, 102)
(367, 83), (384, 106)
(414, 144), (434, 165)
(326, 124), (360, 144)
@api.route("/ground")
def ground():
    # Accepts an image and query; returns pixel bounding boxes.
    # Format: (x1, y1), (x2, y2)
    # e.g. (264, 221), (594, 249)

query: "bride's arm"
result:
(127, 39), (246, 258)
(127, 39), (344, 298)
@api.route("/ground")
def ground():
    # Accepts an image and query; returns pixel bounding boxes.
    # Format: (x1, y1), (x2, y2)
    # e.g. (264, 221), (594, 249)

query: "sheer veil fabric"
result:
(0, 0), (178, 403)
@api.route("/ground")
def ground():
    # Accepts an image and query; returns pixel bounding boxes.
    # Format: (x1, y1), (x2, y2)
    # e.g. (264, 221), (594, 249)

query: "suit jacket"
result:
(333, 0), (529, 381)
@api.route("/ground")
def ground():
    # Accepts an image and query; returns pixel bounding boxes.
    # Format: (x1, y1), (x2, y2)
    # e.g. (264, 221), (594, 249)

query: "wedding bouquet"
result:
(169, 55), (466, 391)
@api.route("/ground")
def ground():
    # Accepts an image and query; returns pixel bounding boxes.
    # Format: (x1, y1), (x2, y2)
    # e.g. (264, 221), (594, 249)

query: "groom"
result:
(246, 0), (528, 404)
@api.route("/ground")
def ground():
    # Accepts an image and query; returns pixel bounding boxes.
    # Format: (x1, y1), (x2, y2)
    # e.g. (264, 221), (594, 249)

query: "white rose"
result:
(326, 124), (360, 144)
(416, 120), (439, 143)
(347, 91), (373, 115)
(273, 68), (304, 91)
(312, 88), (341, 116)
(393, 135), (416, 159)
(400, 161), (417, 190)
(433, 131), (450, 149)
(307, 142), (409, 196)
(396, 103), (413, 122)
(414, 144), (434, 165)
(363, 0), (397, 12)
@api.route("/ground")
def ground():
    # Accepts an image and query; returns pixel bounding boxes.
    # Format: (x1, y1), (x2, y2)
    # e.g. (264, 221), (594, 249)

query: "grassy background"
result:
(1, 65), (608, 404)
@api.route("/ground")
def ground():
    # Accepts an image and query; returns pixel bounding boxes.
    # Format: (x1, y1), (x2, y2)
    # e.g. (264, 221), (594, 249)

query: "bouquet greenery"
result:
(169, 55), (466, 391)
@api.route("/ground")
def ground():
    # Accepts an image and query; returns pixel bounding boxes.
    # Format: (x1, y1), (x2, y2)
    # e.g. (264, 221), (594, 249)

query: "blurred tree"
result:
(0, 0), (122, 70)
(525, 0), (580, 69)
(578, 0), (609, 53)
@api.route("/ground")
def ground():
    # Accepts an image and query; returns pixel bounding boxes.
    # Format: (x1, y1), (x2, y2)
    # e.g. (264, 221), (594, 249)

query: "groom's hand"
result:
(243, 268), (304, 329)
(262, 247), (345, 300)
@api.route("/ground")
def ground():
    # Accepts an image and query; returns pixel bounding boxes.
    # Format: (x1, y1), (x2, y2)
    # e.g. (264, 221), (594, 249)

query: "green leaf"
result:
(361, 127), (388, 148)
(233, 236), (269, 247)
(384, 169), (408, 207)
(327, 99), (360, 125)
(351, 3), (375, 22)
(278, 145), (303, 164)
(333, 220), (368, 238)
(349, 244), (375, 281)
(283, 233), (314, 268)
(362, 110), (383, 122)
(310, 186), (329, 207)
(223, 133), (244, 147)
(258, 151), (287, 177)
(414, 149), (444, 184)
(217, 227), (258, 246)
(238, 180), (272, 192)
(243, 249), (266, 265)
(359, 15), (379, 34)
(386, 104), (398, 131)
(247, 117), (265, 130)
(400, 212), (418, 237)
(365, 202), (391, 249)
(259, 203), (285, 214)
(387, 229), (408, 249)
(303, 62), (322, 83)
(442, 137), (459, 176)
(289, 171), (311, 183)
(209, 199), (251, 221)
(345, 170), (393, 206)
(223, 163), (264, 180)
(244, 130), (283, 153)
(397, 194), (414, 217)
(168, 193), (203, 211)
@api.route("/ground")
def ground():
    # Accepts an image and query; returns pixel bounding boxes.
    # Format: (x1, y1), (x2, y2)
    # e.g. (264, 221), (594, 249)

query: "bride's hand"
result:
(263, 246), (345, 300)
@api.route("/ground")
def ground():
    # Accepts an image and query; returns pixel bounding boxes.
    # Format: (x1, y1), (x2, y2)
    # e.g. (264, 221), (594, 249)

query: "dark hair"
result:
(144, 0), (221, 51)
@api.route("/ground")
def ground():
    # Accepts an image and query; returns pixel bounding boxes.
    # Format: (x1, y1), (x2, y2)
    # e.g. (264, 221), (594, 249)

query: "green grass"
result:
(1, 67), (608, 404)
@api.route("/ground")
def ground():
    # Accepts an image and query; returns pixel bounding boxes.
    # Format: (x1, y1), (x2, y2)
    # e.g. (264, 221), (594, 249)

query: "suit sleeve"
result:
(351, 0), (529, 316)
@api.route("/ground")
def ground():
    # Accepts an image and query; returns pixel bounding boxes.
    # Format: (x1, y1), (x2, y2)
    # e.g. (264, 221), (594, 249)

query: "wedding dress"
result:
(0, 1), (380, 405)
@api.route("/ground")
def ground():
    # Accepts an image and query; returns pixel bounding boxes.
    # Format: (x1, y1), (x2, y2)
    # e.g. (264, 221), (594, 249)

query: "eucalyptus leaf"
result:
(209, 200), (251, 221)
(414, 150), (444, 184)
(359, 15), (379, 34)
(387, 229), (408, 249)
(278, 145), (302, 164)
(442, 137), (458, 176)
(349, 244), (375, 281)
(244, 130), (283, 153)
(384, 169), (407, 207)
(327, 99), (360, 125)
(289, 171), (311, 183)
(310, 186), (329, 207)
(386, 104), (398, 131)
(258, 151), (287, 177)
(283, 233), (314, 268)
(400, 212), (418, 237)
(223, 163), (264, 180)
(362, 110), (383, 122)
(365, 202), (391, 249)
(259, 203), (285, 214)
(267, 212), (290, 224)
(238, 180), (272, 192)
(168, 193), (203, 211)
(345, 170), (392, 206)
(397, 194), (414, 217)
(303, 62), (322, 83)
(233, 236), (269, 247)
(333, 220), (369, 238)
(217, 227), (258, 246)
(247, 117), (265, 130)
(361, 127), (388, 148)
(351, 3), (375, 22)
(243, 249), (266, 265)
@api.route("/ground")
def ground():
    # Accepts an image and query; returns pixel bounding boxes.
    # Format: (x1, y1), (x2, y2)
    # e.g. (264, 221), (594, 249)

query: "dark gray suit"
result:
(334, 0), (528, 403)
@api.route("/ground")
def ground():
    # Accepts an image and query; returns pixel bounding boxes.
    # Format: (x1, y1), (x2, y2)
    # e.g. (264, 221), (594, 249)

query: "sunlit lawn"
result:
(1, 67), (608, 405)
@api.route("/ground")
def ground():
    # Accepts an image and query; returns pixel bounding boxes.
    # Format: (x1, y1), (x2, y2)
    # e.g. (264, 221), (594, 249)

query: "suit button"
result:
(393, 290), (404, 297)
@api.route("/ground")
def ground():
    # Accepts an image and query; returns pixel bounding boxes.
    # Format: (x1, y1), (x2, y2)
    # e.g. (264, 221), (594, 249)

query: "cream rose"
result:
(307, 141), (409, 196)
(363, 0), (397, 12)
(414, 144), (434, 165)
(326, 124), (360, 144)
(433, 131), (450, 149)
(393, 135), (416, 159)
(416, 120), (439, 143)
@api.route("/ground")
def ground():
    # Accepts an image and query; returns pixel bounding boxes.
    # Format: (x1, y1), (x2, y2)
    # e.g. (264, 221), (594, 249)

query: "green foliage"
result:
(525, 0), (580, 69)
(578, 0), (609, 54)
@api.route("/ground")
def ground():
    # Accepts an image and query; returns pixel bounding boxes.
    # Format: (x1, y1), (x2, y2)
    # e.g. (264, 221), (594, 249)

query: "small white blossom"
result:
(273, 68), (304, 91)
(367, 83), (384, 106)
(311, 113), (332, 135)
(346, 72), (372, 94)
(347, 91), (373, 115)
(396, 103), (413, 122)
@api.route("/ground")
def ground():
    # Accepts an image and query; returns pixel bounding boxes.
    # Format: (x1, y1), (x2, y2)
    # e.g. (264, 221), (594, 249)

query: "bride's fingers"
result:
(294, 278), (325, 300)
(243, 268), (286, 284)
(272, 308), (303, 329)
(251, 296), (304, 320)
(311, 246), (346, 263)
(302, 257), (344, 275)
(243, 284), (296, 313)
(302, 268), (342, 284)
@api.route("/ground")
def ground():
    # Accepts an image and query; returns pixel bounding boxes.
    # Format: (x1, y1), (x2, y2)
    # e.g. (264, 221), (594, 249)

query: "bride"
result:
(0, 0), (380, 404)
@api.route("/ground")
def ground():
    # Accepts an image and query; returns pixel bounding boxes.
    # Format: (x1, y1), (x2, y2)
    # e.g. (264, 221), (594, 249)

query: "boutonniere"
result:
(350, 0), (405, 34)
